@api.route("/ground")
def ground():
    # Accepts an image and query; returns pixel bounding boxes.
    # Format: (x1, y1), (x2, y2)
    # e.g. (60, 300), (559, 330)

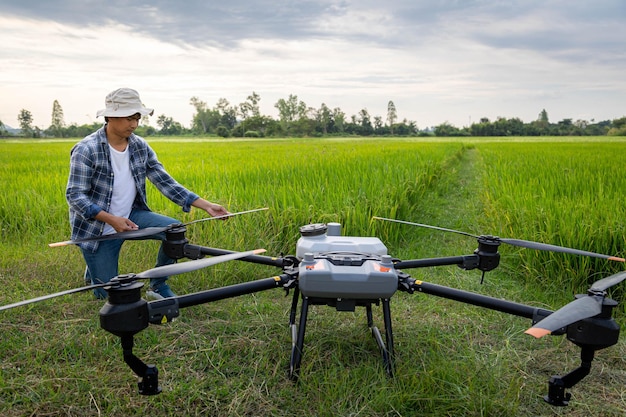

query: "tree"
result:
(275, 94), (307, 123)
(239, 92), (261, 120)
(190, 96), (238, 134)
(373, 116), (384, 133)
(538, 109), (549, 124)
(275, 94), (307, 136)
(556, 118), (576, 136)
(18, 109), (34, 137)
(607, 117), (626, 136)
(393, 119), (418, 136)
(238, 115), (277, 137)
(470, 117), (494, 136)
(190, 96), (209, 133)
(387, 100), (397, 135)
(156, 115), (183, 135)
(215, 98), (237, 129)
(493, 117), (510, 136)
(332, 108), (346, 134)
(434, 122), (467, 137)
(358, 108), (373, 135)
(50, 99), (65, 137)
(317, 103), (332, 135)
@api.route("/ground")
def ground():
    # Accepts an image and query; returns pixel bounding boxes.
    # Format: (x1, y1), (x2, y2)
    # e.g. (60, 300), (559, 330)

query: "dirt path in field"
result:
(418, 145), (485, 232)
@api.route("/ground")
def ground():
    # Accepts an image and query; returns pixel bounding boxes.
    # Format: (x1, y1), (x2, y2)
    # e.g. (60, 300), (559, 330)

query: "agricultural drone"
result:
(2, 208), (625, 407)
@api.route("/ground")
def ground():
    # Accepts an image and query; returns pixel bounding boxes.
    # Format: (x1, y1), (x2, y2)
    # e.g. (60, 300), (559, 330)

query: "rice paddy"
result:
(1, 136), (625, 416)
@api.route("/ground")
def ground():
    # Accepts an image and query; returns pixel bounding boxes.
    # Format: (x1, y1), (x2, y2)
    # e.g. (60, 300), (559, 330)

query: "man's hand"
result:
(95, 211), (139, 232)
(192, 198), (230, 219)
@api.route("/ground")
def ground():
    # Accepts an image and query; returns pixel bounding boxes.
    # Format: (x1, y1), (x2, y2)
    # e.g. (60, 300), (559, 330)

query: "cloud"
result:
(1, 0), (624, 129)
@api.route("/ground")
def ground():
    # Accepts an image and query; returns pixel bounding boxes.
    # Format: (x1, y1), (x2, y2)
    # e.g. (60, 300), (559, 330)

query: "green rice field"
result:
(1, 136), (625, 416)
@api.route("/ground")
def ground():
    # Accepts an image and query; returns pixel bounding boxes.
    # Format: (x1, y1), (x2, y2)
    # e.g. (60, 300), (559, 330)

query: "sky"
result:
(1, 0), (624, 130)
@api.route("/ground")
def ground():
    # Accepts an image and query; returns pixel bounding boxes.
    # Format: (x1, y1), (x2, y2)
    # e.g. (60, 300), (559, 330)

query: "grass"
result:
(1, 137), (626, 416)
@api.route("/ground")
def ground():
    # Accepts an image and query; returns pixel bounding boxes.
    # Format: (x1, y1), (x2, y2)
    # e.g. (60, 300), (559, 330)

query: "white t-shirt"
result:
(102, 144), (137, 235)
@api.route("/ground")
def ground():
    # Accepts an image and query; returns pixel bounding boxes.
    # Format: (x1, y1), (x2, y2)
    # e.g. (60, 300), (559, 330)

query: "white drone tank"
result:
(295, 223), (388, 258)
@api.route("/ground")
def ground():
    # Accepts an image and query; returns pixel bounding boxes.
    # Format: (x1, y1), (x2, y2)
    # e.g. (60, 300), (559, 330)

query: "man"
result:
(66, 87), (229, 299)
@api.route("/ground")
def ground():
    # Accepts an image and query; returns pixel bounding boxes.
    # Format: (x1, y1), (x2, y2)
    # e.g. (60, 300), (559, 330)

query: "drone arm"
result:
(173, 274), (294, 310)
(394, 255), (479, 270)
(404, 278), (553, 321)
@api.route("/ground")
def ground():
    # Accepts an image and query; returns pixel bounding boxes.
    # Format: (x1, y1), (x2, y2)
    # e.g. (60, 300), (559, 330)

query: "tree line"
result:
(2, 93), (625, 138)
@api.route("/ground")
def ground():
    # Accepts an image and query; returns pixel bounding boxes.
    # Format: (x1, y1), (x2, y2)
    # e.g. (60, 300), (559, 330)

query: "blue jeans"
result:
(81, 209), (179, 299)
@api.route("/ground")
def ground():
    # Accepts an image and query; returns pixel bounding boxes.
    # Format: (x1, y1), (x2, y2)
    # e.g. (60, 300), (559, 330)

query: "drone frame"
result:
(2, 212), (624, 407)
(90, 224), (623, 406)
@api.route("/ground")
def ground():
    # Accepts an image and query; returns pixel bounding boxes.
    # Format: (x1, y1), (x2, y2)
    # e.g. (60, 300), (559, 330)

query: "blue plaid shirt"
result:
(66, 126), (199, 252)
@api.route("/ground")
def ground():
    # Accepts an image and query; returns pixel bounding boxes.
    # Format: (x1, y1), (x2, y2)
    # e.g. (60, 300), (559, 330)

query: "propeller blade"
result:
(525, 295), (604, 338)
(372, 217), (478, 238)
(49, 207), (270, 248)
(135, 249), (266, 279)
(0, 249), (266, 312)
(48, 226), (176, 247)
(500, 238), (625, 262)
(185, 207), (269, 226)
(590, 271), (626, 291)
(373, 217), (625, 263)
(0, 283), (110, 312)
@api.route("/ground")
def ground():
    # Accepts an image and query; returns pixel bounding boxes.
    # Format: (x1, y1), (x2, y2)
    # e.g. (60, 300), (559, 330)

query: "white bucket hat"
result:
(96, 88), (154, 118)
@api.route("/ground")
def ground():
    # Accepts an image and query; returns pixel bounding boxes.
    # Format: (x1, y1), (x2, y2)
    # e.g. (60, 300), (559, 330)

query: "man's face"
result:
(107, 113), (141, 138)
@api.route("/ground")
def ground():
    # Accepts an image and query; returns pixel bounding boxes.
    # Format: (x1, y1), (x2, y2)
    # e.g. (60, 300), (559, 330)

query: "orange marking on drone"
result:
(608, 256), (626, 262)
(524, 328), (551, 338)
(305, 261), (325, 270)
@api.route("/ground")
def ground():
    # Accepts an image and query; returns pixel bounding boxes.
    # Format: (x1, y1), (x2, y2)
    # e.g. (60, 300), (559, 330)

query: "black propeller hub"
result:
(475, 236), (501, 272)
(163, 226), (189, 259)
(106, 278), (144, 304)
(99, 280), (149, 338)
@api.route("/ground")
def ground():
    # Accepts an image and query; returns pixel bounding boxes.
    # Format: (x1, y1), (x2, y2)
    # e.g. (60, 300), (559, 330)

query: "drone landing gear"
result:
(288, 288), (394, 381)
(121, 335), (162, 395)
(99, 280), (161, 395)
(367, 300), (394, 377)
(544, 348), (593, 406)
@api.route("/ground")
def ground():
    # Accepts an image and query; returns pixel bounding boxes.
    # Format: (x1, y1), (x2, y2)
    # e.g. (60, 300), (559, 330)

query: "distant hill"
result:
(1, 124), (21, 135)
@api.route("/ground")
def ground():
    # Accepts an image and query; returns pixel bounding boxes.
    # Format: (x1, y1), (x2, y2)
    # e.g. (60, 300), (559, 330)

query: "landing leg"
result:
(382, 298), (395, 376)
(289, 296), (309, 381)
(368, 299), (394, 377)
(544, 347), (594, 406)
(120, 335), (161, 395)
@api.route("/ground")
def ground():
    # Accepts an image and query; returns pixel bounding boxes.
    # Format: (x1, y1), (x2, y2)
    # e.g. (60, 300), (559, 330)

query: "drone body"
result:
(296, 222), (397, 300)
